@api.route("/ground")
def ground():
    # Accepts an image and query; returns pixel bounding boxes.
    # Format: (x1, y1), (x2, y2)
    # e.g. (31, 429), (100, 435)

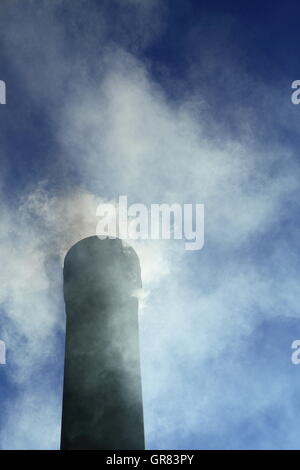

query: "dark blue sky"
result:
(1, 0), (300, 193)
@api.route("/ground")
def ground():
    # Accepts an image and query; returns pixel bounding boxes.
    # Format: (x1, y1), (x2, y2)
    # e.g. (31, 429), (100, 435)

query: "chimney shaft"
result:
(61, 237), (145, 450)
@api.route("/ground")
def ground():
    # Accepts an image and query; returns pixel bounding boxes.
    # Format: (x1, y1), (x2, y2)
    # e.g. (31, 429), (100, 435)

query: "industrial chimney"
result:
(61, 236), (145, 450)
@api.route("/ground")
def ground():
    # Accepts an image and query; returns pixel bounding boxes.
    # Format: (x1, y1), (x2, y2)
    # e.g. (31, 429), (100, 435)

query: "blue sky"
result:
(1, 0), (300, 450)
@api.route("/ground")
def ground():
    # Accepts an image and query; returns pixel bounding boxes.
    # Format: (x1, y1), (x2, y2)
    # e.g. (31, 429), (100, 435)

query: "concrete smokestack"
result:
(61, 236), (145, 450)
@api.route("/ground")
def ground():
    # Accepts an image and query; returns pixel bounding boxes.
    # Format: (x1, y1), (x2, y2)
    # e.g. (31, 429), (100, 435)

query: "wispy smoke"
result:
(0, 0), (299, 449)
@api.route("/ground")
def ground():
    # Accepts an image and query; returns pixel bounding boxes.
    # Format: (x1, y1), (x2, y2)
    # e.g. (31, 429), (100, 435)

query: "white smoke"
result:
(0, 0), (299, 449)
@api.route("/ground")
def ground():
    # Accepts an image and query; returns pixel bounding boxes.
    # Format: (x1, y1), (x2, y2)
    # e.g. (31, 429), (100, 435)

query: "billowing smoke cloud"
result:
(0, 0), (300, 449)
